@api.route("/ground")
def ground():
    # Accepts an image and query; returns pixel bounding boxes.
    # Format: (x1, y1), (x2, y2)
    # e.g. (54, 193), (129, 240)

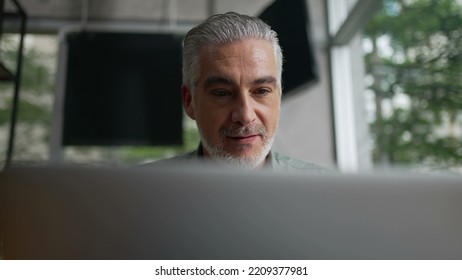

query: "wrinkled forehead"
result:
(199, 40), (276, 76)
(196, 39), (281, 79)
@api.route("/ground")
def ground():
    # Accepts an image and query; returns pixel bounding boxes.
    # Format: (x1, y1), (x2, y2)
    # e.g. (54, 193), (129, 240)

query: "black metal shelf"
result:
(0, 62), (14, 80)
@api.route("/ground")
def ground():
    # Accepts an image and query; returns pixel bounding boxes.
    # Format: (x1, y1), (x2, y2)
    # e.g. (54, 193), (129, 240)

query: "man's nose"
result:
(231, 94), (257, 125)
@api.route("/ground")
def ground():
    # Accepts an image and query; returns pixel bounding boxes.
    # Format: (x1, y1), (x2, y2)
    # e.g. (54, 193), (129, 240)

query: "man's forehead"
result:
(195, 39), (279, 89)
(199, 39), (274, 58)
(198, 42), (276, 68)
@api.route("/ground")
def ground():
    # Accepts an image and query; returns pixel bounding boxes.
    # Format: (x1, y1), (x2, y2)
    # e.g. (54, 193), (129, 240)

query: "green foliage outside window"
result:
(363, 0), (462, 169)
(0, 35), (54, 167)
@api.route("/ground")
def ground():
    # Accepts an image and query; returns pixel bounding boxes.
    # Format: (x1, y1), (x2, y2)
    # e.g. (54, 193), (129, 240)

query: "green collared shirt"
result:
(142, 144), (330, 174)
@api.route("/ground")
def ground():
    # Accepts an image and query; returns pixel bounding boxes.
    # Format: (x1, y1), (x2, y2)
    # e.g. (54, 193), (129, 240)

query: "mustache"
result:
(220, 124), (268, 138)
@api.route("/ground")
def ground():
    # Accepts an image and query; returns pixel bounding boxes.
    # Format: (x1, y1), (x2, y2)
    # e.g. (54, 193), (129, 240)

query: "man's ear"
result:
(182, 84), (196, 120)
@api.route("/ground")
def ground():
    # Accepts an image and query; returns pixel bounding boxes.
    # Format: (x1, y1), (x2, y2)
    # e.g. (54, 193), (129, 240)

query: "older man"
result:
(153, 12), (326, 173)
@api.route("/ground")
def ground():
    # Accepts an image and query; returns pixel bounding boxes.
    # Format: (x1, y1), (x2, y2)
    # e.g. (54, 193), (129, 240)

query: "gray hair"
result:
(182, 12), (283, 93)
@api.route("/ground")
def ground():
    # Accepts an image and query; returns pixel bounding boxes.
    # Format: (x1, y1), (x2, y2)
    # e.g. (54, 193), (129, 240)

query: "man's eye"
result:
(211, 89), (230, 97)
(254, 88), (271, 96)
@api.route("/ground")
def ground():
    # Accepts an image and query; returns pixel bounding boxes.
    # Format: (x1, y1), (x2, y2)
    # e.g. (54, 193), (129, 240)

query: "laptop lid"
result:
(1, 166), (462, 259)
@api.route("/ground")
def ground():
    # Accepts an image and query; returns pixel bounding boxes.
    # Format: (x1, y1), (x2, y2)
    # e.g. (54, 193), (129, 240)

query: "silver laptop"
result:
(1, 165), (462, 259)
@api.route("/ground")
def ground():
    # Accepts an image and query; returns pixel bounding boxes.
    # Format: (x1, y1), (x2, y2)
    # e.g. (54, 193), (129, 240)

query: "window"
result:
(362, 0), (462, 174)
(0, 34), (56, 168)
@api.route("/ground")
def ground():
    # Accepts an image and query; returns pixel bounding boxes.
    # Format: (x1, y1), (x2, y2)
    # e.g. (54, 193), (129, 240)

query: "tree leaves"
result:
(364, 0), (462, 166)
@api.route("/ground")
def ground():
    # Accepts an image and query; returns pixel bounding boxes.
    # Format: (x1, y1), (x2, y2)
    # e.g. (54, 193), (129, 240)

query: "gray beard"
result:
(199, 124), (274, 169)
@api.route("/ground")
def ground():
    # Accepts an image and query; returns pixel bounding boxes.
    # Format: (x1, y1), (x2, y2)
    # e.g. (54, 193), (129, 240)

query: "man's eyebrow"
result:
(203, 75), (278, 88)
(204, 76), (234, 88)
(252, 76), (277, 85)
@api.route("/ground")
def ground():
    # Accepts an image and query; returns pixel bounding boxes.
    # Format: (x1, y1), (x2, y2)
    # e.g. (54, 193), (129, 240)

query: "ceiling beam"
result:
(3, 17), (196, 34)
(330, 0), (382, 45)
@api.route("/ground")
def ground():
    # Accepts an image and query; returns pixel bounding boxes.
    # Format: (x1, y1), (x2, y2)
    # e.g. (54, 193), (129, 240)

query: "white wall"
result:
(273, 53), (335, 167)
(273, 0), (336, 168)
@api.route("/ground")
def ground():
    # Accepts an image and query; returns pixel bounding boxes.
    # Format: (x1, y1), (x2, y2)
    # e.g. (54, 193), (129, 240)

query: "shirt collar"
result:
(196, 142), (273, 170)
